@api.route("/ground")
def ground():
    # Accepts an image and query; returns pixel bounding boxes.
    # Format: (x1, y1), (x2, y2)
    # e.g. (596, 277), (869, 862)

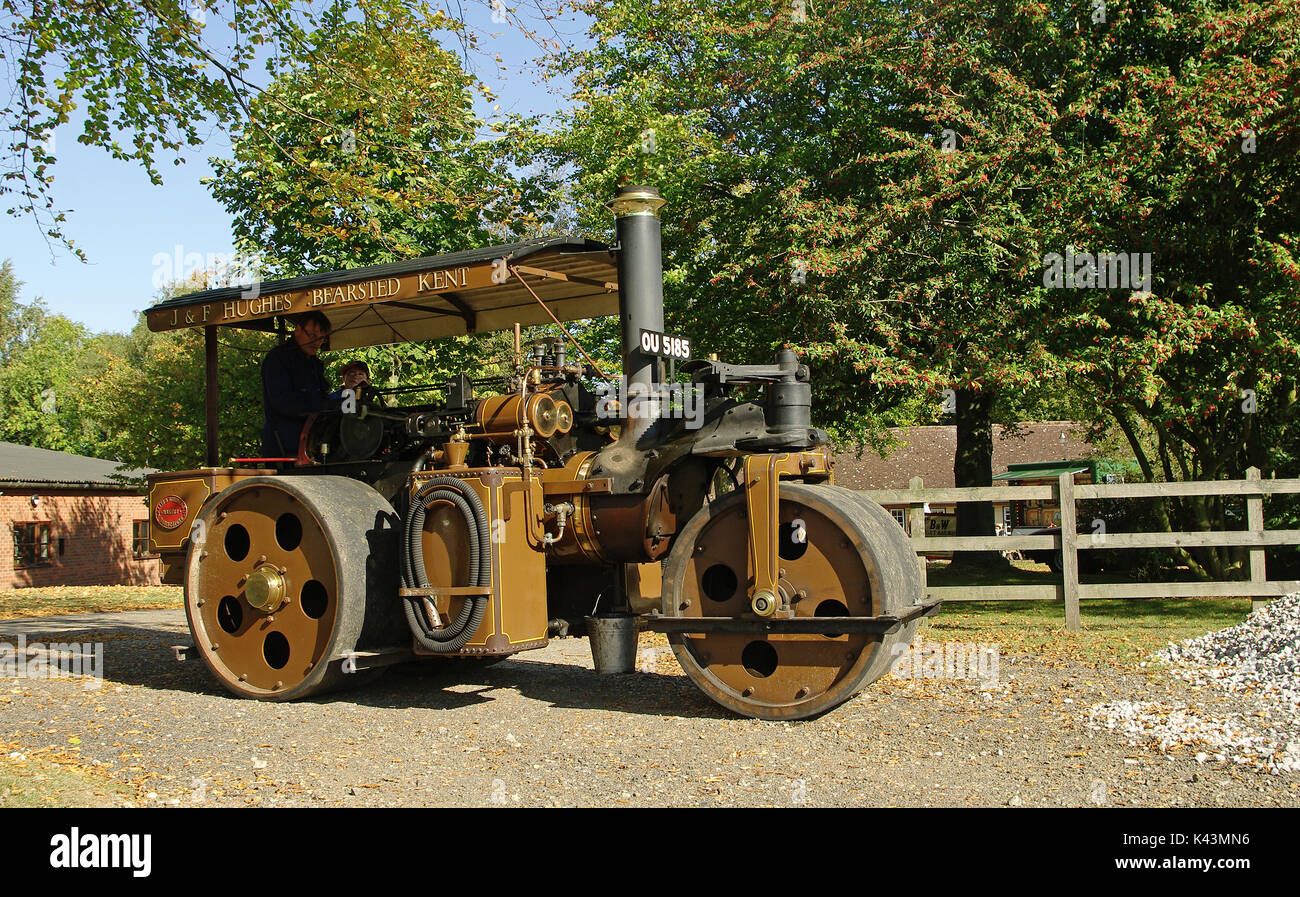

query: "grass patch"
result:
(0, 586), (182, 620)
(0, 748), (132, 807)
(920, 596), (1253, 668)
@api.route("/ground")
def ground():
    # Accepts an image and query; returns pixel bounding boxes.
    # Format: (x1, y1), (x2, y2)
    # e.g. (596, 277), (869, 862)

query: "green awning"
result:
(993, 462), (1090, 482)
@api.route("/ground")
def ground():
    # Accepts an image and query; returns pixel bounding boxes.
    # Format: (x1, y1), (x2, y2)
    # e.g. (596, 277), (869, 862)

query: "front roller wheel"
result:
(663, 483), (923, 720)
(185, 475), (406, 700)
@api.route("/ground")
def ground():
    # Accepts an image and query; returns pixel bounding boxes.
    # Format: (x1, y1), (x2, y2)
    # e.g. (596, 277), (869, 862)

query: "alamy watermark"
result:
(595, 378), (705, 429)
(1241, 388), (1256, 413)
(1, 636), (103, 689)
(1042, 248), (1151, 292)
(152, 245), (264, 299)
(890, 638), (1000, 687)
(49, 828), (151, 878)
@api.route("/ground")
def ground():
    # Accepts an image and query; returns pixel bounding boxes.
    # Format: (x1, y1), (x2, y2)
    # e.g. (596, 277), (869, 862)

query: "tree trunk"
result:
(950, 387), (1010, 569)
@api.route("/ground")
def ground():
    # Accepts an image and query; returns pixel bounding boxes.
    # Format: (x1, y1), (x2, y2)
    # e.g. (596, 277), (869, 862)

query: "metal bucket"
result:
(585, 614), (640, 674)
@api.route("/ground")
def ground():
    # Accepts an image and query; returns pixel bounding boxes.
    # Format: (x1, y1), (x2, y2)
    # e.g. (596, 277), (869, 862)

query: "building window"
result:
(13, 523), (53, 568)
(890, 508), (907, 532)
(132, 520), (152, 558)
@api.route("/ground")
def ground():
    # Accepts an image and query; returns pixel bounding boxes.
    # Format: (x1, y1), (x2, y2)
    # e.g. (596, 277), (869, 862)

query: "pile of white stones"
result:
(1159, 592), (1300, 708)
(1086, 592), (1300, 774)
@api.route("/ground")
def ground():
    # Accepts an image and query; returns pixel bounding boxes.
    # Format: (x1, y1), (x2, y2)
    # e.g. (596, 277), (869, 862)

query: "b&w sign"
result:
(639, 329), (692, 360)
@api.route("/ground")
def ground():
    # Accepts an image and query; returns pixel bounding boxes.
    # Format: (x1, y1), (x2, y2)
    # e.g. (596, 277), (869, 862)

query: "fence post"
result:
(1246, 466), (1267, 612)
(1058, 471), (1081, 632)
(908, 476), (927, 592)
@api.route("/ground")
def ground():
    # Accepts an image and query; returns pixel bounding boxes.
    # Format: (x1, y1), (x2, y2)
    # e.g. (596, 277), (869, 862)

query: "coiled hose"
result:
(401, 477), (490, 653)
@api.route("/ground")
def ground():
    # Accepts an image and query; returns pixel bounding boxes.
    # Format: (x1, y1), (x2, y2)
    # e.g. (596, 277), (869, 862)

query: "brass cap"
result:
(246, 566), (286, 612)
(608, 185), (666, 218)
(554, 399), (574, 434)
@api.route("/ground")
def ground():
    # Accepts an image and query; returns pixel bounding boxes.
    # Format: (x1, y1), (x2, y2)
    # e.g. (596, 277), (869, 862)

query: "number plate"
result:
(638, 329), (692, 360)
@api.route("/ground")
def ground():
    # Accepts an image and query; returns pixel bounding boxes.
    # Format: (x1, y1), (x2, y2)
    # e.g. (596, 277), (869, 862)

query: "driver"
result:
(260, 311), (331, 458)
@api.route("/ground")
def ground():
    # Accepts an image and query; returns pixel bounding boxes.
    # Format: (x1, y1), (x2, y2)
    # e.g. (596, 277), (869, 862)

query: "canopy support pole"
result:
(205, 325), (219, 466)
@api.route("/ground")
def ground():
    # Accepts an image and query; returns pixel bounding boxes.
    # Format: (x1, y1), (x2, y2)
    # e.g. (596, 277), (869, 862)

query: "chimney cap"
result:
(609, 184), (666, 217)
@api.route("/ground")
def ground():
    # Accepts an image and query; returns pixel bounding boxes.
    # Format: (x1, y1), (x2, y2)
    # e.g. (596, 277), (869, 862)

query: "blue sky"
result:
(0, 3), (589, 336)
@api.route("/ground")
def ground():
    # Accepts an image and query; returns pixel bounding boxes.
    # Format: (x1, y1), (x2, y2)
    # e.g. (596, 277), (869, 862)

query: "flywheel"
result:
(662, 483), (924, 720)
(184, 475), (407, 700)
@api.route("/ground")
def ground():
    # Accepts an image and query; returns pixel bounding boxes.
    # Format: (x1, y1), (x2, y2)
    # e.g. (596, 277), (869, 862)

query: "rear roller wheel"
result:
(185, 475), (405, 700)
(663, 482), (923, 720)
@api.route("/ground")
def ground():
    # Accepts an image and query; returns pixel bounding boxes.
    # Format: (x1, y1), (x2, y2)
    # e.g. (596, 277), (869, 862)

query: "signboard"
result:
(638, 329), (692, 360)
(145, 262), (498, 333)
(925, 515), (957, 537)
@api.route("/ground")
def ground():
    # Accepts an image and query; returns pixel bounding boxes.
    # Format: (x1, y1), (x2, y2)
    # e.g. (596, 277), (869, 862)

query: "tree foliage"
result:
(543, 0), (1300, 575)
(196, 2), (557, 424)
(3, 0), (298, 255)
(0, 259), (102, 452)
(204, 1), (547, 276)
(1, 0), (532, 256)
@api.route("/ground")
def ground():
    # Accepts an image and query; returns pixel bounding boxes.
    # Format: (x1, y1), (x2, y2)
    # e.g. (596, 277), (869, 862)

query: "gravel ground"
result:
(2, 609), (1297, 807)
(1088, 593), (1300, 774)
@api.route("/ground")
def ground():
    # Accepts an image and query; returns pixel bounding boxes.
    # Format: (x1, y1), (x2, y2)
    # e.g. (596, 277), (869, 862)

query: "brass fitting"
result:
(246, 566), (285, 612)
(607, 186), (667, 218)
(750, 589), (779, 617)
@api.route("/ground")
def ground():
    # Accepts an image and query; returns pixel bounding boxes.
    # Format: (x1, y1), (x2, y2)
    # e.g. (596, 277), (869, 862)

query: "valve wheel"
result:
(663, 483), (923, 720)
(185, 475), (405, 700)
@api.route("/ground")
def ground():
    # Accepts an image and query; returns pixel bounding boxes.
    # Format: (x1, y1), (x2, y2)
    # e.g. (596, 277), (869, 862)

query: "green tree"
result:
(0, 260), (43, 364)
(1039, 0), (1300, 577)
(545, 0), (1300, 577)
(0, 259), (97, 452)
(1, 0), (528, 255)
(197, 2), (549, 403)
(204, 2), (542, 275)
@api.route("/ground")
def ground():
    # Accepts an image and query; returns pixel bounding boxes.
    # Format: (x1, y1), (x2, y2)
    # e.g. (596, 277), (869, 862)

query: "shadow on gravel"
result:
(0, 617), (186, 638)
(364, 659), (731, 720)
(43, 625), (735, 720)
(0, 623), (227, 698)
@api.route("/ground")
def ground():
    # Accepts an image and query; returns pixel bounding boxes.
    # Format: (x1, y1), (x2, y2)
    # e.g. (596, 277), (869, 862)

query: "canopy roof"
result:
(145, 237), (617, 350)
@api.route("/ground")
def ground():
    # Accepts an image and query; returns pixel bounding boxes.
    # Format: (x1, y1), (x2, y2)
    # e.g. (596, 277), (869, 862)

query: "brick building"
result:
(832, 421), (1102, 535)
(1, 442), (160, 589)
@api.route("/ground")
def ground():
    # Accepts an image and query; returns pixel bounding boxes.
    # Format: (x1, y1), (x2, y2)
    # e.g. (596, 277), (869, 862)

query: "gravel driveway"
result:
(2, 610), (1296, 807)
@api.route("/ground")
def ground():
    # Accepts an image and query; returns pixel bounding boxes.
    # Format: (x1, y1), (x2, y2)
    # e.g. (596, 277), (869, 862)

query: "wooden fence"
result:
(856, 466), (1300, 631)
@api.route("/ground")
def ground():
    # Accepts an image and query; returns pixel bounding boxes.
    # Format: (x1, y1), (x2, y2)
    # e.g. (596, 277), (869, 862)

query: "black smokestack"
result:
(609, 185), (666, 438)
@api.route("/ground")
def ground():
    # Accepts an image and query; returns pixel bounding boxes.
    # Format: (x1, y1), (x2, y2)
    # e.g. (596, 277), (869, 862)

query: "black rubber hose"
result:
(402, 482), (485, 649)
(405, 480), (486, 644)
(400, 477), (491, 653)
(406, 488), (479, 635)
(407, 482), (482, 592)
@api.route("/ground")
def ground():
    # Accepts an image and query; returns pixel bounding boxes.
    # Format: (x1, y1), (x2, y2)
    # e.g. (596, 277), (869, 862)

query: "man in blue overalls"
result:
(260, 311), (332, 458)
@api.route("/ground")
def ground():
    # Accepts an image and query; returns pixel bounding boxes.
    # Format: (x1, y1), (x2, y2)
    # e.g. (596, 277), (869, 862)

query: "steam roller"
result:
(144, 184), (939, 719)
